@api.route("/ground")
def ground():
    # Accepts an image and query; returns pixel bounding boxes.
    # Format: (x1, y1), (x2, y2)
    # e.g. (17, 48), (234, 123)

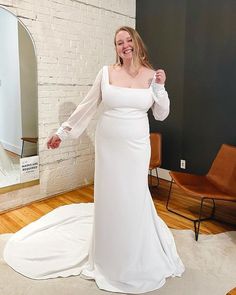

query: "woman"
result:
(4, 27), (184, 293)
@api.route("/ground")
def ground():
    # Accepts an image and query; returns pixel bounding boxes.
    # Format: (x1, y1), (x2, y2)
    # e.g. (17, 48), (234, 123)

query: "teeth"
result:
(124, 49), (132, 54)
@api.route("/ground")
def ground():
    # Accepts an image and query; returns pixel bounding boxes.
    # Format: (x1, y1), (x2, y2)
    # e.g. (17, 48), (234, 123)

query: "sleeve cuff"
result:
(151, 82), (166, 100)
(56, 126), (70, 140)
(152, 82), (165, 91)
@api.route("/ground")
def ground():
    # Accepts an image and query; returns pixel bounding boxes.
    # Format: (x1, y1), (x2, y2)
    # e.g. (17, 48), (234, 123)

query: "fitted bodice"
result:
(56, 65), (170, 139)
(101, 66), (154, 119)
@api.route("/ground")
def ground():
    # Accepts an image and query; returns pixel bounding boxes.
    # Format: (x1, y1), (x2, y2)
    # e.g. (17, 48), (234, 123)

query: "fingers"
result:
(47, 137), (54, 149)
(155, 69), (165, 77)
(156, 69), (165, 74)
(49, 140), (60, 149)
(47, 139), (51, 149)
(51, 137), (61, 149)
(47, 135), (61, 149)
(155, 69), (166, 84)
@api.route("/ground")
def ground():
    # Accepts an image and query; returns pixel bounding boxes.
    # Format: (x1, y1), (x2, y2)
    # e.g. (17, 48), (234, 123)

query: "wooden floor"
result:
(0, 178), (235, 294)
(1, 178), (236, 234)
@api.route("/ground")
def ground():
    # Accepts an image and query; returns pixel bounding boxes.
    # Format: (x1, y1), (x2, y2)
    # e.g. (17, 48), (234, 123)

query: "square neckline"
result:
(105, 66), (154, 91)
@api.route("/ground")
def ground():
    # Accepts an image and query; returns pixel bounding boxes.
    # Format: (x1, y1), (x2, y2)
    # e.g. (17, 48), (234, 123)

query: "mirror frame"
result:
(0, 6), (39, 194)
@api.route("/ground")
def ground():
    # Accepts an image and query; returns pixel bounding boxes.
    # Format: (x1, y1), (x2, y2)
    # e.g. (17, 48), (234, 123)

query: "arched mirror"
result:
(0, 6), (39, 193)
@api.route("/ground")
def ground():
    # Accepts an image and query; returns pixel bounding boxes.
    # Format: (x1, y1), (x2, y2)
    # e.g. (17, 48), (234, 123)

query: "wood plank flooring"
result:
(0, 178), (235, 294)
(0, 178), (235, 234)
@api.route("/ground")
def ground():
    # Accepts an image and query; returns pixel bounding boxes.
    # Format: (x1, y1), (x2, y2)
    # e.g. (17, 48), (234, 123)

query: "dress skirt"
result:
(88, 113), (184, 293)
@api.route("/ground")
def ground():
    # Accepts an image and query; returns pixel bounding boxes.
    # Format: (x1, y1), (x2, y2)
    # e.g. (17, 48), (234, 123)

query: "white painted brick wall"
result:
(0, 0), (135, 212)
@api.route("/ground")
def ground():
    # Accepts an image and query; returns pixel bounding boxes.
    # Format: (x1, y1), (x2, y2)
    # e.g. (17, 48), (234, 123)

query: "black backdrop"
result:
(136, 0), (236, 173)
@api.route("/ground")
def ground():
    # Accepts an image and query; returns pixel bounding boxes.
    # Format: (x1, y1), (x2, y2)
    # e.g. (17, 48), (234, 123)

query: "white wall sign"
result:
(20, 155), (39, 183)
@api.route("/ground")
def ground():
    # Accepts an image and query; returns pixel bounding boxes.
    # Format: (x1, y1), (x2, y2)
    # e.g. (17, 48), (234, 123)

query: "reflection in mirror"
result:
(0, 7), (38, 190)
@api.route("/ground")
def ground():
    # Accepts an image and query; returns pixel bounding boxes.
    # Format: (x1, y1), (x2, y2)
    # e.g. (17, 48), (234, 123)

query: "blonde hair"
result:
(114, 26), (153, 70)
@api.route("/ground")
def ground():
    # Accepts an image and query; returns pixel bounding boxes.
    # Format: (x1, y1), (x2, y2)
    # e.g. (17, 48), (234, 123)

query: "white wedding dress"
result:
(3, 66), (184, 294)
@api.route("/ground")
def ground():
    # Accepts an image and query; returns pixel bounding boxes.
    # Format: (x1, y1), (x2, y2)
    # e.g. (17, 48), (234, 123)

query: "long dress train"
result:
(3, 66), (184, 294)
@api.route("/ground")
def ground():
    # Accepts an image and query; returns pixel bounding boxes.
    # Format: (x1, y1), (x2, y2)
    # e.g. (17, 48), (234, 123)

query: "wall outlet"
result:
(180, 159), (186, 169)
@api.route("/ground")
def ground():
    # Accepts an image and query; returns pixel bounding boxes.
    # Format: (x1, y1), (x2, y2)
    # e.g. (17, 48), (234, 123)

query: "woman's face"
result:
(115, 30), (134, 62)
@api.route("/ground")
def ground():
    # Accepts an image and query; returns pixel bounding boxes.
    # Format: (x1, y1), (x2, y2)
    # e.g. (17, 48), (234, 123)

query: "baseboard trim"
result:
(150, 167), (171, 181)
(1, 140), (21, 156)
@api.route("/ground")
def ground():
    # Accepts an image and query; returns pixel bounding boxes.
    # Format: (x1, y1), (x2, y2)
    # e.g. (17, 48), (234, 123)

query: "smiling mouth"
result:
(123, 49), (133, 54)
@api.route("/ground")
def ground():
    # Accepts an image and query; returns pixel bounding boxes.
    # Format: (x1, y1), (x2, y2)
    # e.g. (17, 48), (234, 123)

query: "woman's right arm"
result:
(47, 68), (103, 149)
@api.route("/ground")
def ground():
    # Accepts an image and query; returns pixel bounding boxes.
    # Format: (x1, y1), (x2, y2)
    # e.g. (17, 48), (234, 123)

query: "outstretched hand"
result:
(47, 134), (61, 149)
(155, 69), (166, 85)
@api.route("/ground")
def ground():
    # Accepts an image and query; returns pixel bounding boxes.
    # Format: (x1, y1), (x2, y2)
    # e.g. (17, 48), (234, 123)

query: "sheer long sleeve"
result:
(56, 69), (102, 140)
(151, 82), (170, 121)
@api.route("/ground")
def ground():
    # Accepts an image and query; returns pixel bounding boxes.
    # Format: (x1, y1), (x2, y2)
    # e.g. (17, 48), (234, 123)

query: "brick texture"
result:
(0, 0), (135, 212)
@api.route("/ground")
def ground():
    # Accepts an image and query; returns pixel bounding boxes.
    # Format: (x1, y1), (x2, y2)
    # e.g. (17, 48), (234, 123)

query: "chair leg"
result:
(194, 198), (205, 241)
(21, 140), (25, 158)
(166, 181), (218, 241)
(166, 180), (173, 209)
(155, 168), (160, 187)
(149, 169), (153, 186)
(149, 168), (160, 189)
(194, 197), (219, 241)
(211, 199), (216, 218)
(166, 180), (192, 220)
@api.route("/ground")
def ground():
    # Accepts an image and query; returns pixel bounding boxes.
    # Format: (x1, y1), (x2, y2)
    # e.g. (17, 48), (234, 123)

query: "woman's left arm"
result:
(151, 69), (170, 121)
